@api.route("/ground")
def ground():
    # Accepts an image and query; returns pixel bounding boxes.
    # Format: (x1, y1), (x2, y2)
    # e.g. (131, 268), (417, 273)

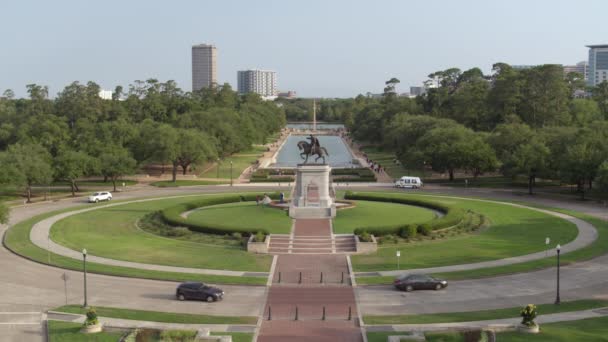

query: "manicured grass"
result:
(48, 321), (123, 342)
(357, 198), (608, 284)
(363, 299), (608, 324)
(50, 196), (273, 272)
(367, 332), (423, 342)
(3, 202), (267, 285)
(200, 155), (259, 179)
(53, 305), (257, 325)
(210, 332), (254, 342)
(496, 315), (608, 341)
(333, 200), (437, 234)
(237, 145), (268, 154)
(350, 192), (578, 272)
(186, 202), (291, 234)
(424, 176), (560, 189)
(150, 180), (230, 187)
(361, 146), (424, 178)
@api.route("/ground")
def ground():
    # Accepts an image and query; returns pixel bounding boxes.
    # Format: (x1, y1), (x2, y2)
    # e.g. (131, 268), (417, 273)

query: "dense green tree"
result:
(54, 150), (97, 196)
(173, 129), (217, 179)
(597, 161), (608, 196)
(99, 147), (137, 191)
(0, 143), (53, 202)
(507, 138), (551, 194)
(592, 81), (608, 119)
(570, 99), (603, 126)
(519, 65), (571, 127)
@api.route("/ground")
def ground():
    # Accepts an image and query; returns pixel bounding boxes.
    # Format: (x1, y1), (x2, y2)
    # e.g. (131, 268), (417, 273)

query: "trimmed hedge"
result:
(344, 192), (465, 236)
(160, 193), (280, 235)
(250, 168), (376, 182)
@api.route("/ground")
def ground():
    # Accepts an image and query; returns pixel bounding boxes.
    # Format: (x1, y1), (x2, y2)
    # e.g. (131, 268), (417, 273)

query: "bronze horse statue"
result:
(297, 140), (329, 164)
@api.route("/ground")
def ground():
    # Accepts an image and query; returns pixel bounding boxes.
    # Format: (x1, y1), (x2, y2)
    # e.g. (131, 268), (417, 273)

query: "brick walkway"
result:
(257, 219), (363, 341)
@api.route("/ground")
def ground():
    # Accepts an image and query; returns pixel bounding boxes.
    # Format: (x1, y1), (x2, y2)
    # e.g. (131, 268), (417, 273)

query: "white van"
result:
(395, 176), (423, 189)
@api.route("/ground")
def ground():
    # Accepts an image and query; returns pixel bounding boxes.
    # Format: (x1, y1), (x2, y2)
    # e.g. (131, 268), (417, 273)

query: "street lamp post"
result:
(555, 244), (561, 305)
(230, 161), (233, 187)
(82, 248), (88, 308)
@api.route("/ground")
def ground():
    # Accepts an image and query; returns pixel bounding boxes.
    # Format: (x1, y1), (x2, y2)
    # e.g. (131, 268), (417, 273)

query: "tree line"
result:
(0, 80), (285, 206)
(346, 64), (608, 197)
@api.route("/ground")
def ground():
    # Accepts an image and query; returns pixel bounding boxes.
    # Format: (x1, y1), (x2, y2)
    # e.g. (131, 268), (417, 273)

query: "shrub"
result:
(231, 232), (242, 240)
(84, 307), (98, 326)
(160, 193), (280, 235)
(254, 231), (266, 242)
(417, 223), (431, 236)
(166, 227), (192, 237)
(520, 304), (538, 326)
(399, 224), (417, 239)
(359, 231), (372, 242)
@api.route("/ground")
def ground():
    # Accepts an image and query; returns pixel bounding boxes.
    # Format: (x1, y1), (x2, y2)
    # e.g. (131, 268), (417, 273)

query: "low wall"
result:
(355, 234), (377, 254)
(247, 234), (270, 254)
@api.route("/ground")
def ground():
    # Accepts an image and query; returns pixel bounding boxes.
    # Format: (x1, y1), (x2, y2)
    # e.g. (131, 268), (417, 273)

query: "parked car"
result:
(395, 176), (423, 189)
(176, 282), (224, 302)
(394, 274), (447, 292)
(88, 191), (112, 203)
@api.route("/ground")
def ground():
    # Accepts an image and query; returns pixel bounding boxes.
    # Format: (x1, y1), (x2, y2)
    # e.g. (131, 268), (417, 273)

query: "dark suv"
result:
(176, 282), (224, 302)
(394, 274), (448, 292)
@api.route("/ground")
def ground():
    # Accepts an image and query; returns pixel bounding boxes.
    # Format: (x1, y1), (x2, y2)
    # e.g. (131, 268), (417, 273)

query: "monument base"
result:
(289, 164), (336, 219)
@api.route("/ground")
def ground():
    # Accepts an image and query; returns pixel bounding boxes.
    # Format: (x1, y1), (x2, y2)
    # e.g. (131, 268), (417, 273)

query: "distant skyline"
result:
(1, 0), (607, 98)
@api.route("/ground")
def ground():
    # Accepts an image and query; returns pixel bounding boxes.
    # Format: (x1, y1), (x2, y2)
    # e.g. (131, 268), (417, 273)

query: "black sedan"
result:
(176, 282), (224, 302)
(394, 274), (448, 292)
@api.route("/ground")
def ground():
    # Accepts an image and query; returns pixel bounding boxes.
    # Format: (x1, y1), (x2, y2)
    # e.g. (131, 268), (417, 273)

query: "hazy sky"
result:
(1, 0), (606, 98)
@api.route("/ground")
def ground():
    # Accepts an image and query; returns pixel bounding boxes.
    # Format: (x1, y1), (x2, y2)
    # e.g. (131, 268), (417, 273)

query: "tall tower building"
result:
(192, 44), (217, 91)
(237, 69), (277, 98)
(587, 44), (608, 87)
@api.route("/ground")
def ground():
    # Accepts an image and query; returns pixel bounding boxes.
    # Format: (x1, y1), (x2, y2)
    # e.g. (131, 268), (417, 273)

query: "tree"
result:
(2, 89), (15, 99)
(508, 138), (551, 195)
(99, 147), (136, 191)
(570, 99), (602, 126)
(0, 203), (8, 224)
(0, 143), (53, 202)
(54, 150), (97, 196)
(597, 161), (608, 196)
(519, 65), (571, 127)
(173, 129), (217, 179)
(383, 77), (400, 98)
(592, 81), (608, 119)
(560, 133), (606, 199)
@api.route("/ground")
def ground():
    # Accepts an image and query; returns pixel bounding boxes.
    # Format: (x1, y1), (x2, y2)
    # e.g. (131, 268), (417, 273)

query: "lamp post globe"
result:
(555, 244), (561, 305)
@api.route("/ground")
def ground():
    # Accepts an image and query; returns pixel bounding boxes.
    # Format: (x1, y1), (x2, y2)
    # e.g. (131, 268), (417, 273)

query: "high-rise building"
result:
(192, 44), (217, 91)
(587, 44), (608, 87)
(563, 61), (589, 81)
(237, 69), (277, 98)
(410, 86), (426, 97)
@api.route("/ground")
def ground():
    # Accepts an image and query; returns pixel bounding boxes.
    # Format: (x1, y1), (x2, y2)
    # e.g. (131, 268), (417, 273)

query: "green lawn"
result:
(150, 180), (230, 187)
(53, 305), (257, 325)
(210, 332), (253, 342)
(3, 199), (267, 285)
(48, 321), (123, 342)
(361, 146), (424, 178)
(201, 155), (260, 179)
(333, 200), (437, 234)
(186, 202), (291, 234)
(351, 192), (578, 272)
(50, 195), (273, 272)
(364, 299), (608, 324)
(497, 315), (608, 341)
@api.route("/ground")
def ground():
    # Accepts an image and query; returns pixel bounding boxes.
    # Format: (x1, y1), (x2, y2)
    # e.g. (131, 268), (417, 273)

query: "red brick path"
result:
(257, 219), (363, 342)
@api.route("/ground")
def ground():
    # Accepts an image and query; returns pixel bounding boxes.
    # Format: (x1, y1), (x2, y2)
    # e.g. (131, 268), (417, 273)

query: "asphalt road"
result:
(1, 184), (608, 341)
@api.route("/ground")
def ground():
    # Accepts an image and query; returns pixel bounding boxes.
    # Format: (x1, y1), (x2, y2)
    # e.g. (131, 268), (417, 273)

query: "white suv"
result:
(88, 191), (112, 203)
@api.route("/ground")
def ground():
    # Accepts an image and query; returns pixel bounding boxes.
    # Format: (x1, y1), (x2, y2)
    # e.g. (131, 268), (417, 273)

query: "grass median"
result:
(357, 203), (607, 284)
(351, 192), (577, 273)
(3, 203), (267, 285)
(363, 299), (608, 324)
(52, 305), (257, 325)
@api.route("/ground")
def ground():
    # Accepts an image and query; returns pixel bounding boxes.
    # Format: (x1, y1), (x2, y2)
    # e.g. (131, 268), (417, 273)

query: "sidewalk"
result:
(365, 307), (608, 332)
(47, 311), (256, 332)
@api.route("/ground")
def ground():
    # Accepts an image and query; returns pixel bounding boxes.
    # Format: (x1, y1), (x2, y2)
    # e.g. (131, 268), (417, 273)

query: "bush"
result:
(359, 231), (372, 242)
(399, 224), (417, 239)
(84, 308), (98, 326)
(417, 223), (431, 236)
(160, 193), (280, 235)
(520, 304), (538, 326)
(254, 231), (266, 242)
(166, 227), (192, 237)
(346, 192), (466, 236)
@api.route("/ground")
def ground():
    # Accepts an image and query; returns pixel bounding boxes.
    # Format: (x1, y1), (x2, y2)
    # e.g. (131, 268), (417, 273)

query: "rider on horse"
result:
(307, 134), (320, 153)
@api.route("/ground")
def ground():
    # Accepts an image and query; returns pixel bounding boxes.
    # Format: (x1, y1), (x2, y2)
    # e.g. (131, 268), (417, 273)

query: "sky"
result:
(1, 0), (607, 98)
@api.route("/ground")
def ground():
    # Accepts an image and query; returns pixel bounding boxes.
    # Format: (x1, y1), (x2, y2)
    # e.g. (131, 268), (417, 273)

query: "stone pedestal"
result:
(289, 164), (336, 219)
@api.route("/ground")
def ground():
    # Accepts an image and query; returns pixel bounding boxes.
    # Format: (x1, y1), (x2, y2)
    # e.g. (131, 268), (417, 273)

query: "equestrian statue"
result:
(297, 134), (329, 164)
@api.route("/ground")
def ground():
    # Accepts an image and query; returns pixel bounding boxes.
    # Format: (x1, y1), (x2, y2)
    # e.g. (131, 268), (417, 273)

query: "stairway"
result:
(268, 234), (356, 254)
